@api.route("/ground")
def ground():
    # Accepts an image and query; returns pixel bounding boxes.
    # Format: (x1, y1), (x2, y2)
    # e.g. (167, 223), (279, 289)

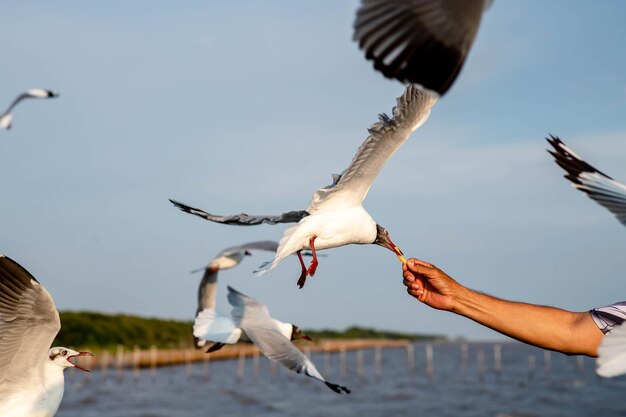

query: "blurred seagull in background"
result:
(353, 0), (493, 96)
(192, 240), (282, 348)
(0, 253), (92, 417)
(0, 89), (59, 130)
(172, 84), (436, 288)
(547, 135), (626, 227)
(194, 286), (350, 394)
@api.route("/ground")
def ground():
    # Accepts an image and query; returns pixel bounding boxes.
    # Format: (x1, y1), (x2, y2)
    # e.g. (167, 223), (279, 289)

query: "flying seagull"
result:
(171, 84), (435, 288)
(547, 135), (626, 227)
(0, 253), (92, 417)
(192, 240), (282, 348)
(597, 322), (626, 378)
(353, 0), (493, 96)
(0, 89), (59, 130)
(194, 286), (350, 394)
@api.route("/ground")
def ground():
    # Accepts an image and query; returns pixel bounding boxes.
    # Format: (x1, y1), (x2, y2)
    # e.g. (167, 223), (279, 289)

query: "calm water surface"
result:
(58, 342), (626, 417)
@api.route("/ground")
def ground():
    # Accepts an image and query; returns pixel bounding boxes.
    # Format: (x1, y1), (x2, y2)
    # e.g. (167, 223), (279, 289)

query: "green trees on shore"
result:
(54, 311), (440, 349)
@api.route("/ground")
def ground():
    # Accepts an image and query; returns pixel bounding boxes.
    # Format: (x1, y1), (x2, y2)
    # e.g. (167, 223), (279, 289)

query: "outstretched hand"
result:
(402, 258), (461, 312)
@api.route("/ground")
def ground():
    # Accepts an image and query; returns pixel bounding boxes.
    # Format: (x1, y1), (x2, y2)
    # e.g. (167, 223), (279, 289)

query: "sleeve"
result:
(590, 301), (626, 334)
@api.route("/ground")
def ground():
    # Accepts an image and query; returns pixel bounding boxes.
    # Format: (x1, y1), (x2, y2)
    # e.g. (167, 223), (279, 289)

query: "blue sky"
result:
(2, 1), (626, 340)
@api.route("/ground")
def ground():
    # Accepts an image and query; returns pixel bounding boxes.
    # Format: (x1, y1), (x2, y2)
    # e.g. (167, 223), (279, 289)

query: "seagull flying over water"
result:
(192, 240), (283, 348)
(0, 89), (59, 130)
(194, 286), (350, 394)
(0, 253), (92, 417)
(171, 84), (436, 288)
(353, 0), (493, 95)
(547, 135), (626, 228)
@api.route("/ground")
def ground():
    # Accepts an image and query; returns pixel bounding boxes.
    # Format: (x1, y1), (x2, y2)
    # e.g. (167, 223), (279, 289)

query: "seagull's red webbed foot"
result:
(296, 251), (308, 289)
(306, 236), (319, 276)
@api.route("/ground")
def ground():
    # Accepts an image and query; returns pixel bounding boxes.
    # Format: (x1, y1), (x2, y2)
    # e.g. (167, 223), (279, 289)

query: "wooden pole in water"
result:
(576, 355), (585, 381)
(477, 349), (485, 383)
(150, 346), (157, 382)
(493, 344), (502, 377)
(252, 350), (260, 382)
(237, 351), (246, 381)
(101, 350), (109, 381)
(460, 343), (468, 380)
(356, 350), (364, 380)
(543, 350), (551, 379)
(528, 355), (536, 380)
(133, 346), (140, 382)
(406, 343), (415, 380)
(425, 344), (434, 380)
(339, 346), (347, 380)
(374, 345), (382, 382)
(323, 345), (330, 377)
(270, 359), (278, 381)
(116, 345), (124, 382)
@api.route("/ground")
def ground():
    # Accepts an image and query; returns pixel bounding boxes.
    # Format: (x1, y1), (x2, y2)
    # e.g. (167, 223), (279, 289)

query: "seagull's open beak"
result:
(302, 334), (313, 342)
(67, 352), (94, 372)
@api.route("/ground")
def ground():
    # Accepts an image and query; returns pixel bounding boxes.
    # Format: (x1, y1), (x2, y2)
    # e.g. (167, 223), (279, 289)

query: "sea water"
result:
(57, 342), (626, 417)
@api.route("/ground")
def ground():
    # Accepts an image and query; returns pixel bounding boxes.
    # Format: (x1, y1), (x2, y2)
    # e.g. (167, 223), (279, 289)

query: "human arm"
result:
(402, 258), (604, 357)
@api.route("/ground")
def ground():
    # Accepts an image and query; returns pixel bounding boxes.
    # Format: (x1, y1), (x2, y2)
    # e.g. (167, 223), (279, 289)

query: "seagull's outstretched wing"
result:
(170, 199), (308, 226)
(0, 254), (61, 397)
(193, 308), (242, 348)
(597, 322), (626, 378)
(308, 85), (437, 212)
(227, 286), (349, 394)
(219, 241), (279, 257)
(1, 89), (59, 130)
(354, 0), (491, 95)
(547, 136), (626, 227)
(196, 266), (219, 315)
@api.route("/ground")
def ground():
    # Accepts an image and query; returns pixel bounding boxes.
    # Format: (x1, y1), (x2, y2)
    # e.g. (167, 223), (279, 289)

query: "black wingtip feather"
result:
(325, 381), (351, 394)
(546, 135), (613, 184)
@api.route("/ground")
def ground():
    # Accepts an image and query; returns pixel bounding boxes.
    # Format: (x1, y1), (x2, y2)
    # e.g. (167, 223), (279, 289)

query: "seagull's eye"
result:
(61, 349), (67, 356)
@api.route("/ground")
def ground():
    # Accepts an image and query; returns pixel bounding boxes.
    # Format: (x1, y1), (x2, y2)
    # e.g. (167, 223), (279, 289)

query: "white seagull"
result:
(172, 84), (435, 288)
(353, 0), (493, 96)
(1, 89), (59, 130)
(547, 135), (626, 227)
(0, 253), (92, 417)
(597, 322), (626, 378)
(194, 286), (350, 394)
(192, 240), (282, 348)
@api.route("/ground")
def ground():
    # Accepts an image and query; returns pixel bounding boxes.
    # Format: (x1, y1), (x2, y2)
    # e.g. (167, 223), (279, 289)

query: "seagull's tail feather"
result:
(325, 381), (351, 394)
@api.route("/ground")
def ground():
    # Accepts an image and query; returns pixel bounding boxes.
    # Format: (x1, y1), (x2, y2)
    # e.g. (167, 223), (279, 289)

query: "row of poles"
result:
(69, 343), (587, 384)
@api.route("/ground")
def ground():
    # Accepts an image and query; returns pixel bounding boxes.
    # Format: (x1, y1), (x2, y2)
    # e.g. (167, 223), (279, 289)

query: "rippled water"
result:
(57, 342), (626, 417)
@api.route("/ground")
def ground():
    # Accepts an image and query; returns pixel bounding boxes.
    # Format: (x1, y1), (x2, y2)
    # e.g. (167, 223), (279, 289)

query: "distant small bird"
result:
(353, 0), (493, 96)
(171, 84), (436, 288)
(194, 286), (350, 394)
(597, 322), (626, 378)
(547, 135), (626, 227)
(0, 89), (59, 130)
(0, 253), (92, 417)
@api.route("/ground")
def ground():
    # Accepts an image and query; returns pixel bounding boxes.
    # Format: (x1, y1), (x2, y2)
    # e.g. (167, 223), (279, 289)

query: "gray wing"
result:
(170, 199), (308, 226)
(308, 85), (437, 212)
(226, 286), (349, 393)
(354, 0), (491, 95)
(547, 136), (626, 227)
(2, 93), (31, 115)
(0, 254), (60, 396)
(196, 267), (218, 314)
(219, 241), (279, 257)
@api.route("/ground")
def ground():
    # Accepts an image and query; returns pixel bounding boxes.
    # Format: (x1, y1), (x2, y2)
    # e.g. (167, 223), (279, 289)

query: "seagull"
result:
(597, 322), (626, 378)
(0, 253), (92, 417)
(353, 0), (493, 96)
(194, 286), (350, 394)
(171, 84), (435, 288)
(192, 240), (282, 348)
(0, 89), (59, 130)
(547, 135), (626, 227)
